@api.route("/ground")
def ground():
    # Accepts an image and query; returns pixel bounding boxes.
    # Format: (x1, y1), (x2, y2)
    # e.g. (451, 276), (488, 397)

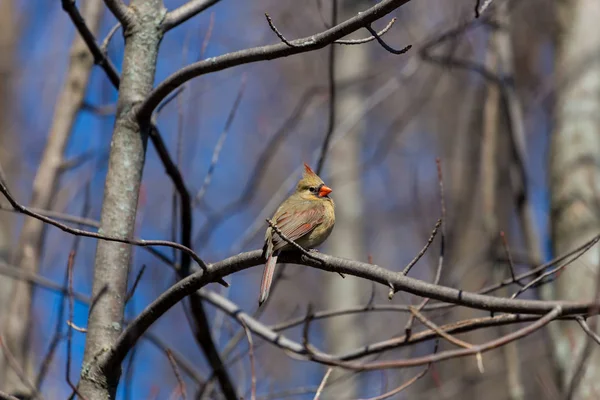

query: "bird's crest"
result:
(303, 163), (317, 177)
(300, 163), (325, 187)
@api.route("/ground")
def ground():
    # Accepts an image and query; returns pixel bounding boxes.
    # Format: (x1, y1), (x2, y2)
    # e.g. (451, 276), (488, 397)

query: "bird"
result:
(258, 163), (335, 306)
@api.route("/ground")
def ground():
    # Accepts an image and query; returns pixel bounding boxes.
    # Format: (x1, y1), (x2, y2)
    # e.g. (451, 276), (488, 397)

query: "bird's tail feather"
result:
(259, 253), (278, 306)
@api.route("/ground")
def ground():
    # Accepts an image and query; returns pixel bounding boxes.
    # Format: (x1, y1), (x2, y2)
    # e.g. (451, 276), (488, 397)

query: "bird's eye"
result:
(309, 187), (317, 193)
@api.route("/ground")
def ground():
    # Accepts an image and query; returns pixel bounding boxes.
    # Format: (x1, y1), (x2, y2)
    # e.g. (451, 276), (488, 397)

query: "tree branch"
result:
(61, 0), (120, 87)
(136, 0), (414, 121)
(102, 0), (133, 26)
(162, 0), (221, 32)
(102, 248), (600, 373)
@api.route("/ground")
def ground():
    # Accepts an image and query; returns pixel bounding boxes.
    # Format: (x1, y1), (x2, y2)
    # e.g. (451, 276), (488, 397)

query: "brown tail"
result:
(259, 252), (278, 306)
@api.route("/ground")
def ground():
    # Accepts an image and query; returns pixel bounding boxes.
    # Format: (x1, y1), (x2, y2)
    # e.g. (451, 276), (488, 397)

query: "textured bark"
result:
(322, 0), (369, 397)
(549, 1), (600, 398)
(0, 0), (16, 261)
(0, 0), (17, 326)
(78, 1), (166, 398)
(0, 0), (18, 391)
(481, 25), (525, 400)
(0, 0), (105, 394)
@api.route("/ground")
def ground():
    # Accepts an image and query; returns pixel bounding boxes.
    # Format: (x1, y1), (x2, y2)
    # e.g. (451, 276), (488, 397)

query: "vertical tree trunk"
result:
(549, 1), (600, 398)
(0, 0), (18, 390)
(0, 0), (17, 325)
(0, 0), (105, 395)
(322, 0), (369, 397)
(79, 1), (166, 398)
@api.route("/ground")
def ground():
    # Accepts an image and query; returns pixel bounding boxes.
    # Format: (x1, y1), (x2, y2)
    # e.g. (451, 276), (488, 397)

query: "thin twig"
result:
(0, 204), (176, 267)
(153, 86), (186, 120)
(201, 12), (216, 57)
(166, 349), (187, 400)
(315, 0), (337, 175)
(304, 307), (562, 370)
(364, 24), (411, 55)
(313, 368), (333, 400)
(500, 231), (523, 285)
(137, 0), (413, 120)
(0, 180), (227, 286)
(510, 248), (591, 299)
(36, 187), (92, 389)
(162, 0), (220, 32)
(61, 0), (120, 87)
(125, 265), (146, 304)
(356, 341), (438, 400)
(240, 320), (256, 400)
(66, 321), (87, 333)
(266, 219), (322, 263)
(100, 22), (121, 53)
(409, 307), (472, 349)
(65, 250), (87, 399)
(195, 74), (247, 204)
(576, 317), (600, 346)
(264, 13), (297, 47)
(402, 219), (442, 275)
(336, 19), (396, 44)
(404, 158), (446, 337)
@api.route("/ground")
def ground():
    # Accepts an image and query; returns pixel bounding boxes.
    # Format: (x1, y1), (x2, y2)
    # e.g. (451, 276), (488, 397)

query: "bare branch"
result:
(336, 18), (396, 45)
(61, 0), (120, 87)
(409, 307), (472, 350)
(364, 24), (411, 54)
(65, 250), (87, 399)
(125, 265), (147, 304)
(136, 0), (414, 121)
(576, 317), (600, 346)
(162, 0), (221, 32)
(402, 219), (442, 275)
(0, 180), (227, 285)
(357, 342), (438, 400)
(102, 246), (599, 374)
(304, 307), (562, 370)
(166, 349), (187, 400)
(315, 0), (337, 176)
(313, 368), (333, 400)
(240, 320), (256, 400)
(264, 13), (296, 47)
(500, 231), (523, 286)
(100, 22), (121, 53)
(102, 0), (133, 26)
(403, 158), (446, 336)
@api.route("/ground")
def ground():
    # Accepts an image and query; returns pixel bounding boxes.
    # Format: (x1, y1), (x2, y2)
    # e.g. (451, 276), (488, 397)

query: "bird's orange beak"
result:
(319, 185), (332, 197)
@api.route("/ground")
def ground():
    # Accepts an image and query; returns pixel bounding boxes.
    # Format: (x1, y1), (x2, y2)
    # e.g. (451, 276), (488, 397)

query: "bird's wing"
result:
(270, 203), (324, 252)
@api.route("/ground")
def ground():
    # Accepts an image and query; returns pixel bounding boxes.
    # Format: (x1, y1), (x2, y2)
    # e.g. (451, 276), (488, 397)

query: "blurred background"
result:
(1, 0), (598, 399)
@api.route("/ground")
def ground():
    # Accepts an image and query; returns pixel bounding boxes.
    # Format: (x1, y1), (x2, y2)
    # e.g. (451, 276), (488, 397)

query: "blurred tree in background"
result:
(1, 0), (600, 399)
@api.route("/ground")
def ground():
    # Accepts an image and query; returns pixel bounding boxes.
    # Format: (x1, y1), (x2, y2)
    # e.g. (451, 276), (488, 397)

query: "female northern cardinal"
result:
(259, 163), (335, 305)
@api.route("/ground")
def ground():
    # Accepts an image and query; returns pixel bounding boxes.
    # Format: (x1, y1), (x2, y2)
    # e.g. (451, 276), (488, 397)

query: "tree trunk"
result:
(0, 0), (105, 395)
(322, 0), (369, 397)
(549, 1), (600, 398)
(79, 1), (166, 398)
(0, 0), (19, 390)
